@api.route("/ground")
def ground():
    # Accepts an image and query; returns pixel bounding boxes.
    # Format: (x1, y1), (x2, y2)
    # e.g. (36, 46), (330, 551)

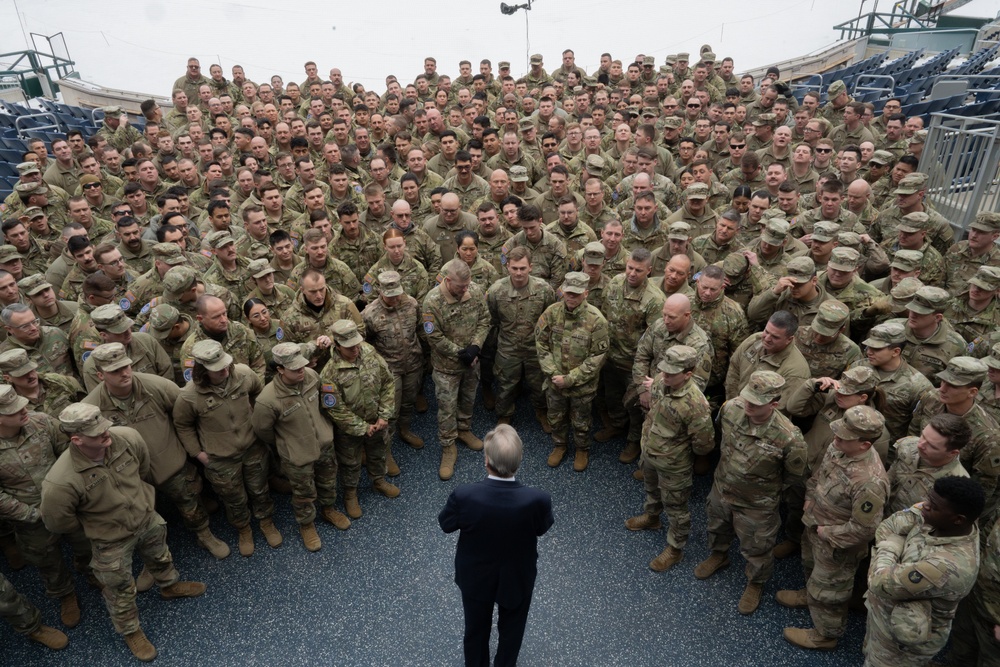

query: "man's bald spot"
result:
(440, 192), (460, 209)
(849, 178), (871, 196)
(666, 254), (692, 277)
(392, 200), (412, 215)
(665, 292), (692, 314)
(196, 294), (224, 316)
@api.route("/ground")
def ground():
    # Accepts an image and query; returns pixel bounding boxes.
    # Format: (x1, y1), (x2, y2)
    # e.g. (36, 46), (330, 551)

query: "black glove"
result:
(466, 345), (480, 360)
(457, 348), (474, 366)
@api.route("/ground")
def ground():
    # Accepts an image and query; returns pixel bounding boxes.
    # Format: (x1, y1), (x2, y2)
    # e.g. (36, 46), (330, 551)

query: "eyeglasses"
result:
(441, 208), (460, 213)
(815, 148), (834, 154)
(729, 143), (746, 149)
(687, 104), (701, 108)
(10, 318), (39, 331)
(82, 182), (101, 190)
(101, 257), (126, 266)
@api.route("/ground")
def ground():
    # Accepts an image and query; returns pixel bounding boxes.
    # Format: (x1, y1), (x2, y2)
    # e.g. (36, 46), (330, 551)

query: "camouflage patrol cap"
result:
(247, 258), (275, 279)
(752, 113), (776, 127)
(658, 66), (672, 76)
(0, 349), (36, 378)
(739, 370), (785, 406)
(969, 212), (1000, 233)
(331, 319), (363, 347)
(827, 80), (846, 97)
(828, 246), (860, 272)
(518, 118), (535, 132)
(641, 107), (659, 118)
(23, 206), (45, 219)
(191, 339), (232, 371)
(147, 304), (180, 340)
(152, 242), (187, 265)
(91, 304), (134, 334)
(969, 265), (1000, 291)
(665, 55), (677, 66)
(206, 231), (235, 249)
(377, 270), (404, 297)
(701, 52), (717, 64)
(584, 154), (606, 172)
(891, 277), (924, 310)
(162, 266), (198, 296)
(582, 77), (598, 88)
(893, 172), (928, 195)
(0, 384), (28, 416)
(271, 342), (309, 370)
(642, 56), (655, 67)
(761, 218), (790, 245)
(905, 285), (950, 315)
(0, 246), (23, 264)
(498, 61), (511, 70)
(938, 356), (988, 387)
(16, 274), (51, 296)
(79, 174), (101, 187)
(583, 242), (606, 265)
(785, 256), (816, 284)
(836, 231), (861, 248)
(530, 54), (543, 65)
(658, 345), (699, 374)
(91, 342), (134, 372)
(863, 321), (907, 348)
(810, 221), (840, 243)
(102, 105), (124, 115)
(14, 182), (47, 195)
(59, 402), (113, 437)
(909, 129), (928, 145)
(811, 300), (850, 336)
(722, 252), (749, 279)
(830, 405), (884, 441)
(890, 249), (923, 272)
(985, 342), (1000, 370)
(16, 161), (40, 176)
(668, 221), (692, 240)
(869, 150), (894, 166)
(676, 53), (690, 62)
(509, 165), (529, 183)
(684, 183), (709, 200)
(897, 212), (930, 233)
(662, 116), (685, 130)
(837, 366), (878, 396)
(561, 271), (589, 294)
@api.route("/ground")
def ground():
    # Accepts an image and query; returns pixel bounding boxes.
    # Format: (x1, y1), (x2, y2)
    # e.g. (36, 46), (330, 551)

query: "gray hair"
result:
(1, 303), (32, 326)
(483, 424), (523, 477)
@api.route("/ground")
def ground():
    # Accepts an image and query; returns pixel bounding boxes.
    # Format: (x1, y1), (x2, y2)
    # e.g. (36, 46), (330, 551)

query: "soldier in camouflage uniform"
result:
(633, 294), (713, 404)
(695, 371), (807, 615)
(0, 304), (74, 380)
(887, 413), (970, 514)
(625, 347), (713, 572)
(943, 212), (1000, 297)
(362, 229), (430, 304)
(320, 320), (398, 520)
(81, 305), (173, 392)
(778, 406), (889, 650)
(136, 265), (240, 329)
(280, 269), (363, 369)
(0, 349), (84, 416)
(792, 300), (862, 380)
(880, 212), (945, 288)
(500, 204), (568, 291)
(949, 509), (1000, 666)
(20, 274), (77, 336)
(945, 265), (1000, 357)
(747, 256), (835, 333)
(690, 265), (749, 394)
(871, 172), (954, 256)
(287, 229), (362, 301)
(901, 286), (970, 386)
(0, 571), (69, 649)
(202, 231), (253, 307)
(725, 310), (811, 411)
(422, 260), (491, 480)
(139, 304), (196, 386)
(978, 342), (1000, 425)
(244, 259), (296, 316)
(178, 295), (266, 382)
(577, 241), (611, 312)
(864, 477), (982, 667)
(535, 272), (608, 471)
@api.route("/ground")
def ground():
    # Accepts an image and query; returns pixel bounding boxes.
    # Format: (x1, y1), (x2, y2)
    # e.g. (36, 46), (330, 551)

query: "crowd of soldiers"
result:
(0, 45), (998, 665)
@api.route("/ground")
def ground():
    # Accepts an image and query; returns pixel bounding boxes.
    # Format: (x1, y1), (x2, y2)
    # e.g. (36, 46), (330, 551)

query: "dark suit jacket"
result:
(439, 478), (554, 608)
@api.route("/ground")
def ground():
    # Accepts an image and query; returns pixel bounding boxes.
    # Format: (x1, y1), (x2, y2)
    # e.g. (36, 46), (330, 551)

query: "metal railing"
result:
(854, 74), (897, 97)
(13, 111), (61, 139)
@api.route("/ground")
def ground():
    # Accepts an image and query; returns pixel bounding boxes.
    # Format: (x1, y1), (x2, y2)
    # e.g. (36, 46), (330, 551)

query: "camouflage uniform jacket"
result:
(977, 379), (1000, 426)
(501, 230), (568, 290)
(633, 319), (714, 393)
(319, 343), (394, 437)
(794, 327), (862, 380)
(902, 320), (968, 386)
(0, 328), (74, 380)
(946, 295), (1000, 357)
(81, 332), (174, 392)
(805, 444), (889, 549)
(421, 282), (490, 374)
(280, 289), (363, 348)
(23, 373), (85, 417)
(887, 436), (969, 514)
(362, 294), (423, 375)
(362, 253), (430, 303)
(178, 321), (266, 382)
(203, 257), (253, 307)
(850, 358), (933, 444)
(601, 275), (665, 370)
(690, 292), (749, 387)
(487, 276), (556, 359)
(331, 227), (383, 283)
(535, 300), (609, 397)
(872, 205), (953, 256)
(288, 257), (362, 301)
(943, 241), (1000, 297)
(0, 413), (68, 522)
(640, 377), (713, 463)
(786, 385), (890, 470)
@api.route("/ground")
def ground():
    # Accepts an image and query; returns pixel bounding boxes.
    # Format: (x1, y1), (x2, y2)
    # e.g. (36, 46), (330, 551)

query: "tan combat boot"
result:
(196, 529), (231, 560)
(321, 506), (351, 530)
(373, 478), (401, 498)
(0, 533), (25, 570)
(135, 567), (154, 593)
(693, 552), (730, 580)
(386, 449), (401, 477)
(59, 592), (80, 628)
(28, 625), (68, 650)
(650, 546), (683, 572)
(124, 629), (157, 662)
(573, 449), (589, 472)
(618, 441), (641, 464)
(237, 526), (254, 557)
(738, 581), (764, 615)
(773, 539), (800, 559)
(299, 523), (321, 552)
(783, 627), (837, 650)
(534, 408), (552, 433)
(268, 475), (293, 494)
(398, 424), (424, 449)
(481, 384), (496, 410)
(160, 581), (207, 599)
(344, 487), (363, 519)
(259, 518), (284, 547)
(594, 425), (624, 442)
(632, 468), (644, 481)
(547, 445), (567, 467)
(775, 588), (808, 609)
(457, 430), (483, 450)
(439, 444), (458, 480)
(624, 513), (661, 531)
(414, 393), (429, 413)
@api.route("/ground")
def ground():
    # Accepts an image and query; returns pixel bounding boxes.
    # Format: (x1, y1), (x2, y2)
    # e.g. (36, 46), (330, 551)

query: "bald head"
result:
(663, 292), (692, 332)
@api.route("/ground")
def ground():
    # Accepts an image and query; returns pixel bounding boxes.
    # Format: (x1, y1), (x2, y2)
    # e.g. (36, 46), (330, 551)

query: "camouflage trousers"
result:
(546, 389), (595, 451)
(802, 524), (867, 639)
(157, 461), (209, 534)
(863, 594), (947, 667)
(202, 441), (274, 529)
(493, 350), (546, 418)
(282, 444), (338, 525)
(705, 487), (779, 584)
(91, 514), (179, 635)
(14, 519), (91, 599)
(602, 363), (642, 444)
(641, 454), (694, 550)
(336, 430), (388, 487)
(433, 365), (479, 448)
(391, 365), (423, 433)
(949, 591), (1000, 667)
(0, 572), (41, 635)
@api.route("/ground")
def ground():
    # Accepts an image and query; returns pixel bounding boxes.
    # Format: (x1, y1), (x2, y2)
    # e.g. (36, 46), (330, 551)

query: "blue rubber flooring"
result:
(1, 381), (869, 666)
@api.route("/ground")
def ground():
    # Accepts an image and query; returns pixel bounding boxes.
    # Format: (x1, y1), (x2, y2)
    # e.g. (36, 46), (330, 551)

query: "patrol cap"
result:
(837, 366), (878, 395)
(247, 258), (275, 279)
(59, 402), (114, 437)
(0, 246), (23, 264)
(103, 105), (124, 115)
(752, 113), (776, 127)
(79, 174), (101, 187)
(518, 117), (535, 132)
(331, 319), (364, 347)
(662, 116), (684, 130)
(0, 384), (28, 416)
(641, 107), (659, 118)
(271, 342), (309, 370)
(377, 270), (404, 297)
(969, 265), (1000, 291)
(985, 342), (1000, 370)
(147, 304), (180, 340)
(811, 221), (840, 243)
(837, 231), (861, 248)
(668, 221), (692, 241)
(909, 129), (928, 145)
(893, 172), (928, 195)
(739, 370), (785, 406)
(701, 51), (717, 64)
(811, 299), (849, 337)
(869, 150), (894, 166)
(509, 165), (529, 183)
(498, 61), (510, 70)
(722, 252), (748, 279)
(665, 55), (677, 66)
(827, 80), (846, 97)
(584, 154), (605, 172)
(16, 161), (40, 176)
(896, 212), (929, 233)
(937, 356), (988, 387)
(561, 271), (589, 294)
(642, 56), (655, 67)
(530, 54), (543, 65)
(785, 256), (816, 284)
(0, 349), (37, 378)
(828, 246), (860, 272)
(676, 53), (690, 62)
(583, 76), (599, 88)
(761, 218), (790, 245)
(16, 274), (50, 297)
(14, 182), (47, 195)
(969, 211), (1000, 233)
(658, 66), (671, 76)
(684, 183), (709, 200)
(206, 231), (235, 250)
(162, 265), (199, 295)
(658, 345), (698, 374)
(890, 249), (923, 272)
(863, 321), (907, 348)
(583, 241), (606, 265)
(152, 242), (188, 265)
(191, 339), (232, 371)
(91, 304), (133, 334)
(891, 277), (924, 310)
(905, 285), (950, 315)
(23, 206), (45, 220)
(91, 342), (133, 372)
(830, 405), (885, 441)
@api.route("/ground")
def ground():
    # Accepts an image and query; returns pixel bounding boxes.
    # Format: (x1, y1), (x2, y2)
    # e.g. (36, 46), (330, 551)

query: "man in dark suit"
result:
(439, 424), (555, 667)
